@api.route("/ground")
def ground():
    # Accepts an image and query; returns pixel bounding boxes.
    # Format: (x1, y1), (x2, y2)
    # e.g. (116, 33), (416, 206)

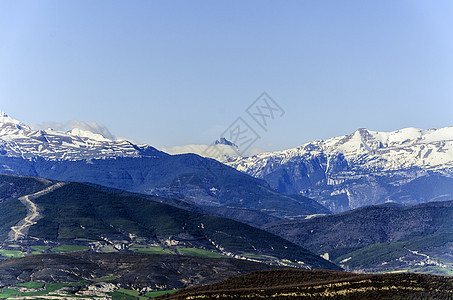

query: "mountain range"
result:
(0, 112), (328, 225)
(6, 111), (453, 215)
(227, 126), (453, 212)
(2, 111), (453, 297)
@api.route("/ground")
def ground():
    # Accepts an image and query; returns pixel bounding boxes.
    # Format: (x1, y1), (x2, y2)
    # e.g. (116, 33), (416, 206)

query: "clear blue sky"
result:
(1, 0), (453, 153)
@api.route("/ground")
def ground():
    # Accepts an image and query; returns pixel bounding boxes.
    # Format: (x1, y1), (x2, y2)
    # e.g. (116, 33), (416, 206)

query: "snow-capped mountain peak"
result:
(67, 128), (111, 142)
(215, 137), (238, 148)
(0, 112), (31, 132)
(0, 112), (163, 161)
(227, 125), (453, 212)
(231, 125), (453, 173)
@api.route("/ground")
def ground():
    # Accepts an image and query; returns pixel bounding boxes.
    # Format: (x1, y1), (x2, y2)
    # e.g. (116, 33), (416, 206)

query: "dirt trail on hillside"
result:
(8, 182), (66, 241)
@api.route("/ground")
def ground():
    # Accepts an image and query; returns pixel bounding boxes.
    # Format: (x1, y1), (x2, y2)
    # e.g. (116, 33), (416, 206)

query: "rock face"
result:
(227, 126), (453, 212)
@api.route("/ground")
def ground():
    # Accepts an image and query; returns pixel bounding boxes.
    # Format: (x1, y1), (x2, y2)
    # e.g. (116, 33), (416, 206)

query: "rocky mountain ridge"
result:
(0, 112), (163, 162)
(0, 112), (329, 223)
(227, 126), (453, 212)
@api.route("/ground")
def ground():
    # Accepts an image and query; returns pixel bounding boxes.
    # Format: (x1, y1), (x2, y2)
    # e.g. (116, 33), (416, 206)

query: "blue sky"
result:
(1, 1), (453, 153)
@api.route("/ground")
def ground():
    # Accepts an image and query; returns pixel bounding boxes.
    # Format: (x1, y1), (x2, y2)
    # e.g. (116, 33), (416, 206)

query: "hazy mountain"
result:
(227, 126), (453, 212)
(30, 119), (117, 141)
(0, 112), (163, 161)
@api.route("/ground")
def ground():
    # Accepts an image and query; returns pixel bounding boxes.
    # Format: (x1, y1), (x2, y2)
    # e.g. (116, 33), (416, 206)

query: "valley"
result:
(0, 174), (337, 299)
(2, 113), (453, 298)
(3, 1), (453, 298)
(264, 201), (453, 275)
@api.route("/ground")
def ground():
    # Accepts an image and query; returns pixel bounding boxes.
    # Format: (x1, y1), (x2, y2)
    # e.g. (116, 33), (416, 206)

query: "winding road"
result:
(8, 182), (66, 241)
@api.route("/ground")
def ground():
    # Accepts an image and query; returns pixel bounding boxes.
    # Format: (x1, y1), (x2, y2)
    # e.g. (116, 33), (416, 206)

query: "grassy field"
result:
(129, 245), (175, 255)
(30, 245), (50, 252)
(0, 249), (24, 258)
(92, 275), (117, 282)
(0, 288), (21, 299)
(0, 271), (179, 299)
(176, 247), (225, 258)
(50, 245), (89, 252)
(17, 282), (45, 289)
(241, 253), (268, 259)
(145, 290), (178, 298)
(0, 282), (88, 299)
(129, 245), (226, 258)
(110, 291), (139, 300)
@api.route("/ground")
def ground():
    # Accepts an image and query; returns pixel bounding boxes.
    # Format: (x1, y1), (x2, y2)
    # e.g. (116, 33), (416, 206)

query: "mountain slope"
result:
(84, 182), (283, 228)
(0, 112), (164, 161)
(0, 252), (283, 293)
(0, 174), (53, 203)
(227, 126), (453, 212)
(263, 200), (453, 274)
(0, 113), (329, 223)
(161, 269), (453, 299)
(0, 177), (339, 271)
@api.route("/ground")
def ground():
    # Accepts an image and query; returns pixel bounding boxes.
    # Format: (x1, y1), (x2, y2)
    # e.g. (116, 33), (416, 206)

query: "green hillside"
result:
(0, 174), (54, 240)
(0, 179), (338, 270)
(264, 201), (453, 274)
(0, 252), (283, 299)
(0, 174), (52, 203)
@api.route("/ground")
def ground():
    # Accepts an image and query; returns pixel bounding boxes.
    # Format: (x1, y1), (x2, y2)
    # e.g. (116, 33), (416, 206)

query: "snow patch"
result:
(68, 128), (111, 142)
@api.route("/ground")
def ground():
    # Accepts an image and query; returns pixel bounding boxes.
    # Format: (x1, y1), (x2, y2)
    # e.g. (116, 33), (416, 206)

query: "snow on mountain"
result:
(67, 128), (111, 142)
(226, 126), (453, 212)
(230, 127), (453, 174)
(0, 112), (160, 161)
(161, 138), (241, 162)
(0, 112), (330, 223)
(30, 120), (116, 140)
(4, 110), (453, 214)
(0, 112), (31, 132)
